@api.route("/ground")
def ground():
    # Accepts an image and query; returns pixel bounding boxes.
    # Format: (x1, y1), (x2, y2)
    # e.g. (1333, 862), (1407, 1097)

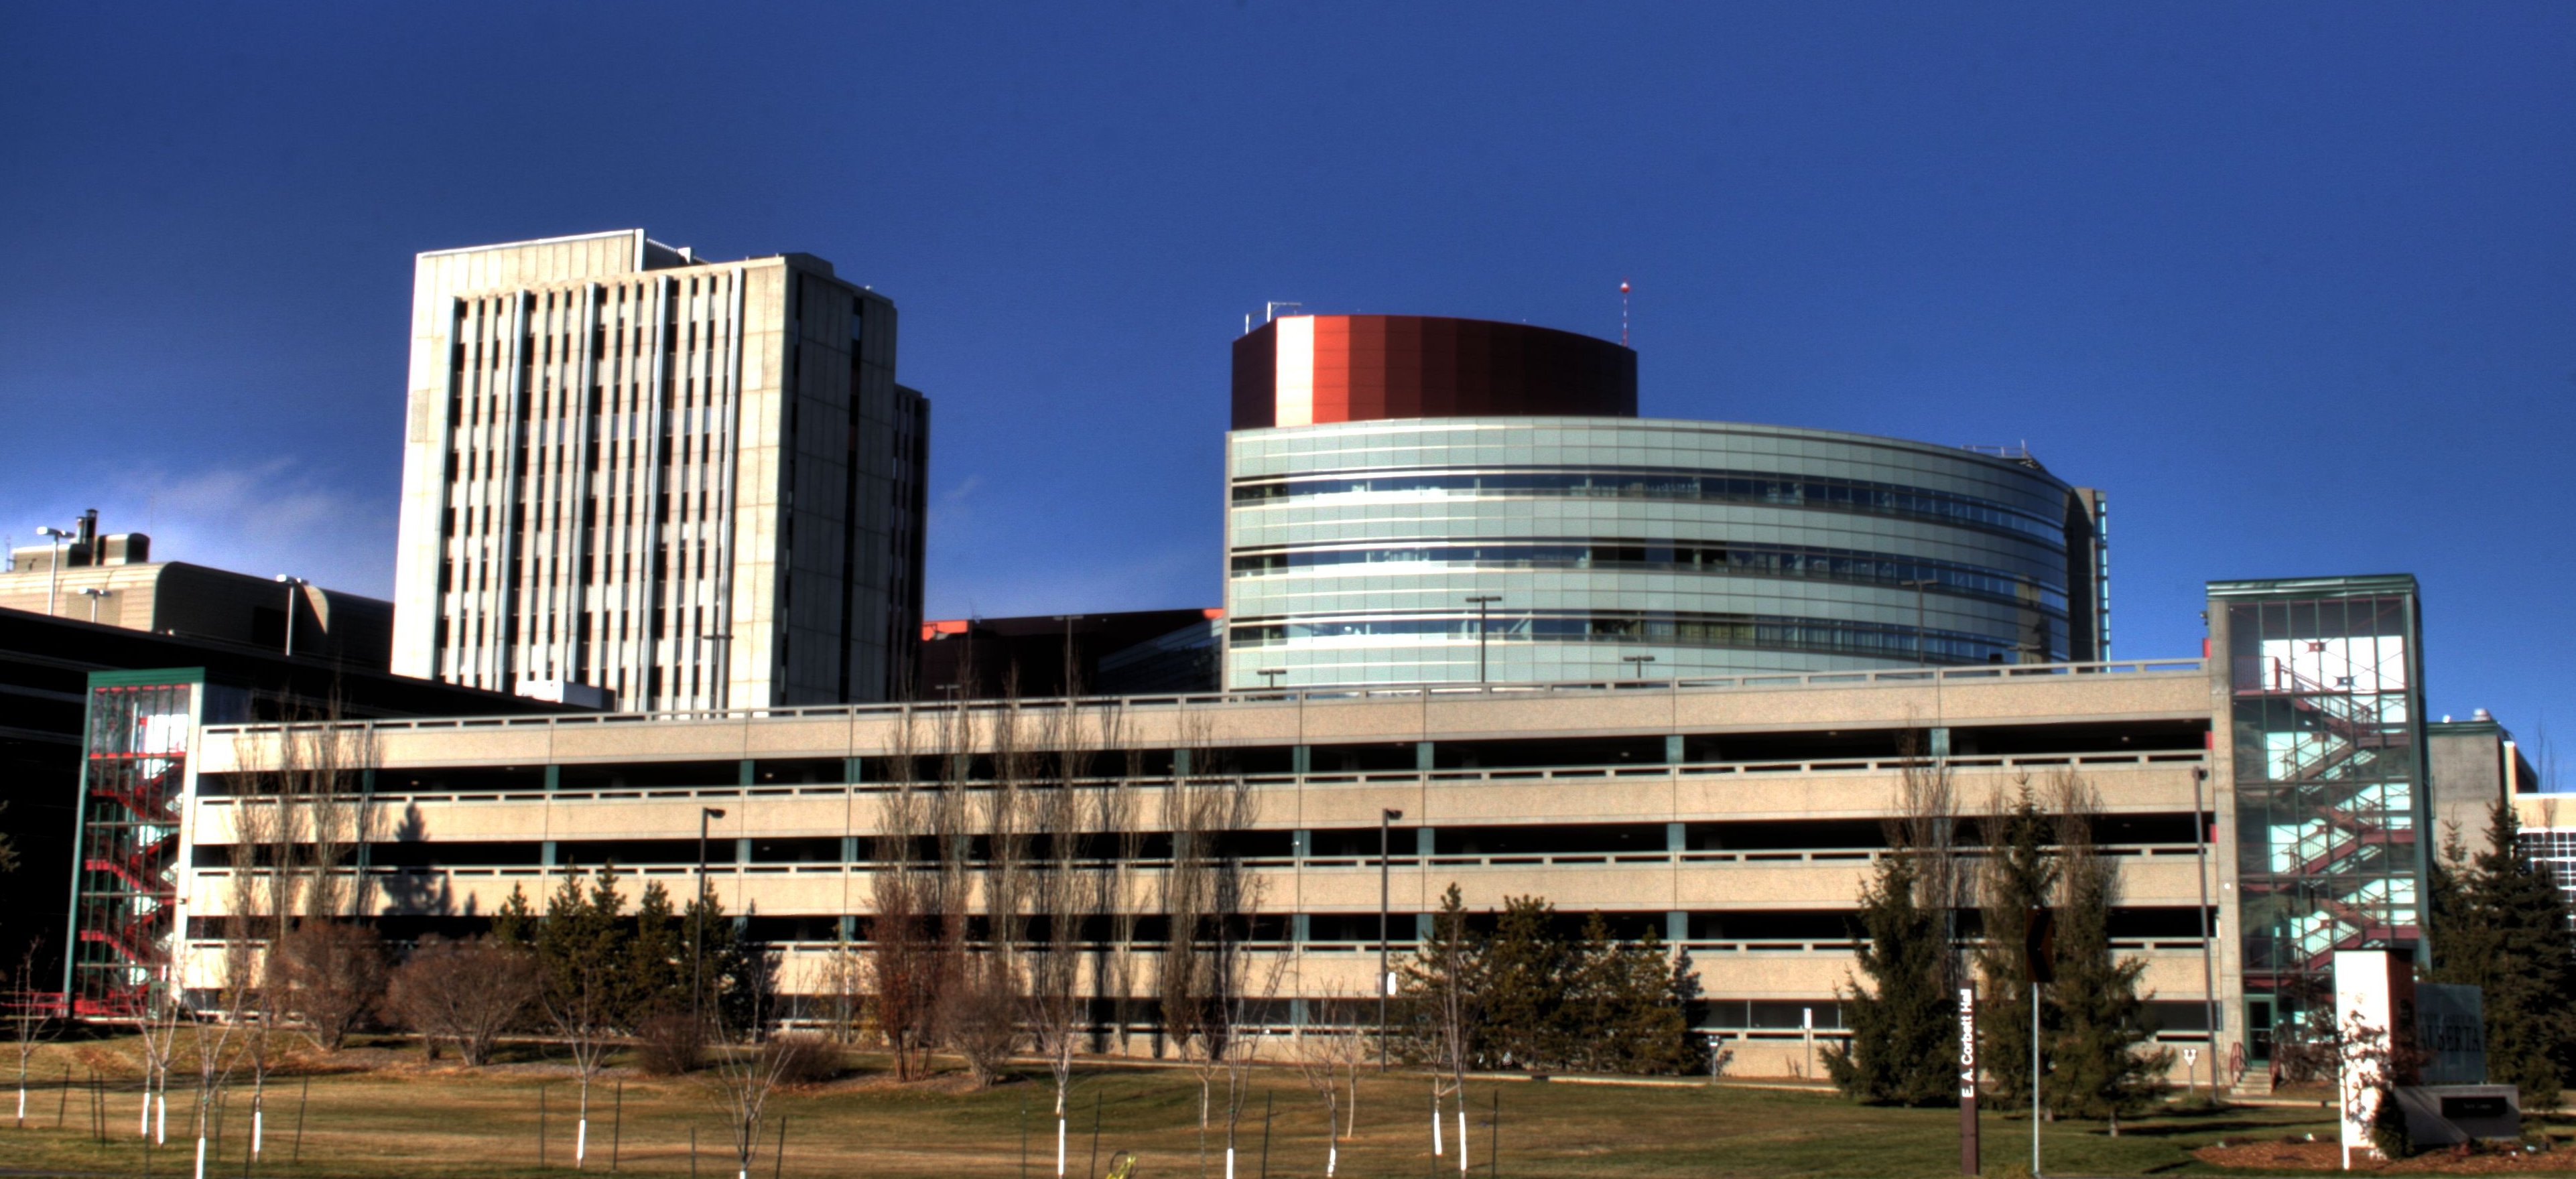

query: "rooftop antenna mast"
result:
(1619, 279), (1631, 348)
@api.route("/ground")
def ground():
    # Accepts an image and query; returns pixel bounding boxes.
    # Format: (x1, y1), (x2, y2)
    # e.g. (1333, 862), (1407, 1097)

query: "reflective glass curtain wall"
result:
(2217, 577), (2427, 1059)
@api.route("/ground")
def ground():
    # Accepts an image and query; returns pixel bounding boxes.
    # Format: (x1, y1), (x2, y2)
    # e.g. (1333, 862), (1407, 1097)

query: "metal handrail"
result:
(201, 658), (2207, 739)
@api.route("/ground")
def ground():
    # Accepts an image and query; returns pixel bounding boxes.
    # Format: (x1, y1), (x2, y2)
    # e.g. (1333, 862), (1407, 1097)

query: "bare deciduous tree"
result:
(1025, 692), (1096, 1176)
(1161, 712), (1263, 1177)
(132, 971), (182, 1144)
(700, 1010), (801, 1179)
(225, 796), (285, 1163)
(1892, 723), (1963, 992)
(275, 923), (386, 1052)
(8, 941), (59, 1128)
(816, 936), (870, 1046)
(536, 868), (626, 1168)
(700, 957), (788, 1179)
(381, 936), (539, 1066)
(1208, 927), (1284, 1179)
(938, 951), (1020, 1086)
(1291, 985), (1369, 1178)
(871, 709), (944, 1081)
(1092, 706), (1146, 1057)
(186, 926), (253, 1178)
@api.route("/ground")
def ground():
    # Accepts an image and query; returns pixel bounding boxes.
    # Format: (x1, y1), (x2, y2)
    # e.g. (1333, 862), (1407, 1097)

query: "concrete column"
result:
(1293, 829), (1311, 859)
(1667, 911), (1688, 943)
(543, 764), (562, 792)
(738, 759), (756, 786)
(1292, 745), (1311, 776)
(1929, 727), (1951, 758)
(844, 755), (864, 784)
(1292, 912), (1310, 945)
(1415, 741), (1434, 772)
(541, 841), (558, 869)
(1173, 748), (1192, 777)
(841, 835), (861, 865)
(1665, 734), (1684, 764)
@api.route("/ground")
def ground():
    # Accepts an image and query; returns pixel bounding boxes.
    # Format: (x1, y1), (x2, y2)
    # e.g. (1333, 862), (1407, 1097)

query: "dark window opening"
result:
(1307, 742), (1419, 773)
(1435, 824), (1666, 857)
(749, 837), (843, 864)
(379, 766), (548, 794)
(558, 760), (740, 790)
(555, 838), (733, 867)
(1433, 736), (1666, 770)
(753, 758), (844, 785)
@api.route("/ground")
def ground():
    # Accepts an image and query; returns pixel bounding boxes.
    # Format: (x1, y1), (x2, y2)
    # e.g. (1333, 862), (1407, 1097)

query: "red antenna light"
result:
(1619, 279), (1632, 348)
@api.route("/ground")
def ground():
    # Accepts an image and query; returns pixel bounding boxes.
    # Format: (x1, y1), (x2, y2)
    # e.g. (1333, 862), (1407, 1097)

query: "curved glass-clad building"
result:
(1223, 315), (2108, 688)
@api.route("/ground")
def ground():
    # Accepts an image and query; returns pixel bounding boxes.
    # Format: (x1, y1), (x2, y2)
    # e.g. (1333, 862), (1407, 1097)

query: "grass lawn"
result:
(0, 1034), (2419, 1178)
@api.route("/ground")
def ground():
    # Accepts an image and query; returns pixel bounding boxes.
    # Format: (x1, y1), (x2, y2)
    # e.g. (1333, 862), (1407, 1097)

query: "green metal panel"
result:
(83, 668), (208, 690)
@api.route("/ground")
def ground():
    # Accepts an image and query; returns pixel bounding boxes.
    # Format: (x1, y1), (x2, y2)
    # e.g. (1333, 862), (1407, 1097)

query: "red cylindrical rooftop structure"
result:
(1231, 314), (1636, 430)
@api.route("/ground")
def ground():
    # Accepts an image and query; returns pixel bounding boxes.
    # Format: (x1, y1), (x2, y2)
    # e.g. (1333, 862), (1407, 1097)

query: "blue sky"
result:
(3, 4), (2569, 750)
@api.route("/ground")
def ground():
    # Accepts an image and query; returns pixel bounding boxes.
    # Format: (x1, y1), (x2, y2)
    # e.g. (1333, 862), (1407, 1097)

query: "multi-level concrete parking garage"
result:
(141, 656), (2215, 1072)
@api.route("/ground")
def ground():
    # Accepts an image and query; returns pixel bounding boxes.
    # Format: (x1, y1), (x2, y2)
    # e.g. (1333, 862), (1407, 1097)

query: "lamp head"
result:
(1384, 808), (1404, 821)
(704, 807), (727, 819)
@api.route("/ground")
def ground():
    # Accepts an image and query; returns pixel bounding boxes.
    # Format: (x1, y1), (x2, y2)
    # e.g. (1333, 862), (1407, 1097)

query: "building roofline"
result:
(2207, 573), (2420, 599)
(415, 228), (645, 260)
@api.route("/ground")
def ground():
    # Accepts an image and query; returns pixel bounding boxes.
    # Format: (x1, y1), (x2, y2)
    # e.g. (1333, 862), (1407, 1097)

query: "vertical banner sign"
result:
(1958, 985), (1979, 1174)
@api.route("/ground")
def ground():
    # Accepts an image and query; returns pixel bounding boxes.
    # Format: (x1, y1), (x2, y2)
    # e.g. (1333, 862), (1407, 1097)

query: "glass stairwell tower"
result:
(2213, 575), (2429, 1067)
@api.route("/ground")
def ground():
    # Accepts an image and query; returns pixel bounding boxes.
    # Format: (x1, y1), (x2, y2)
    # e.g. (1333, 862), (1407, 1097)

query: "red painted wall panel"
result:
(1232, 314), (1635, 429)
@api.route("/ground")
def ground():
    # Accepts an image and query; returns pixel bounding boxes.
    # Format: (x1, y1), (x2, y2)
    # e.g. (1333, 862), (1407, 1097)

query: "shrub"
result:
(759, 1034), (842, 1086)
(635, 1010), (708, 1075)
(381, 936), (538, 1066)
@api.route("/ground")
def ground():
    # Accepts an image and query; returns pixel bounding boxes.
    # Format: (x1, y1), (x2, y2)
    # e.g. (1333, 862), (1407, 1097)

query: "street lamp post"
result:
(1378, 807), (1405, 1069)
(274, 575), (311, 657)
(78, 587), (109, 623)
(1622, 653), (1657, 680)
(694, 806), (728, 1026)
(1901, 578), (1938, 666)
(1464, 596), (1502, 684)
(34, 525), (75, 617)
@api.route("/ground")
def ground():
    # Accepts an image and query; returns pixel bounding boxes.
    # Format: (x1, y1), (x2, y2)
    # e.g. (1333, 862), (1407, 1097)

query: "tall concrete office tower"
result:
(391, 230), (928, 710)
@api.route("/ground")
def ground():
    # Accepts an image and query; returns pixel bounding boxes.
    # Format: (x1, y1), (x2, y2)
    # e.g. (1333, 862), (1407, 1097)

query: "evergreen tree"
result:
(1396, 890), (1697, 1076)
(625, 881), (685, 1019)
(2044, 807), (2171, 1129)
(2426, 802), (2576, 1106)
(491, 883), (537, 949)
(1482, 896), (1575, 1068)
(1396, 884), (1486, 1071)
(1573, 920), (1695, 1074)
(683, 891), (771, 1032)
(1976, 784), (2058, 1110)
(537, 865), (629, 1027)
(1827, 850), (1959, 1104)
